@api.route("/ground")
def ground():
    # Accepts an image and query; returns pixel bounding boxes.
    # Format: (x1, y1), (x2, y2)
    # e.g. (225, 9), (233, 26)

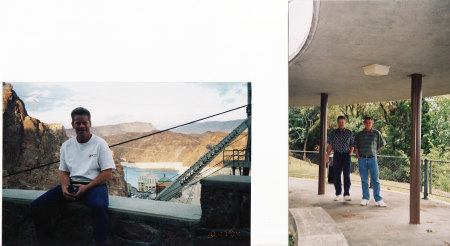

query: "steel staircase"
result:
(155, 116), (251, 201)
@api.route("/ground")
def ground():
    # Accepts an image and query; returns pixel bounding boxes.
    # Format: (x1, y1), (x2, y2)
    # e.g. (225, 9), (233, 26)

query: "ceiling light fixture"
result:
(363, 64), (390, 77)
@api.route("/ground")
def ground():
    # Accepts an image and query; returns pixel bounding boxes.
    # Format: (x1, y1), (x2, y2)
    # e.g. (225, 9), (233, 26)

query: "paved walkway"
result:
(289, 177), (450, 246)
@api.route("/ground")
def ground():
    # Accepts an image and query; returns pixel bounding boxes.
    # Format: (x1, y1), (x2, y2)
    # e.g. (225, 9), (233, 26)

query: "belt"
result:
(72, 181), (90, 185)
(360, 155), (375, 158)
(334, 152), (348, 155)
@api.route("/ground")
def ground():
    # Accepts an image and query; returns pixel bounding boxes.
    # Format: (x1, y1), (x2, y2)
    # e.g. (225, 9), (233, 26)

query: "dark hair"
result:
(364, 116), (373, 122)
(337, 116), (346, 121)
(71, 107), (91, 123)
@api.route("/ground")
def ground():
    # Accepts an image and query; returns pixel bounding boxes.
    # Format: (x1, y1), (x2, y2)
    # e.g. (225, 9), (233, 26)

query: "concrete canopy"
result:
(289, 0), (450, 106)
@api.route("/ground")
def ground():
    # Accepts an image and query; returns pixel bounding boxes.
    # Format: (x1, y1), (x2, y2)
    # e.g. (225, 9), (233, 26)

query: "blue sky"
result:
(11, 82), (248, 129)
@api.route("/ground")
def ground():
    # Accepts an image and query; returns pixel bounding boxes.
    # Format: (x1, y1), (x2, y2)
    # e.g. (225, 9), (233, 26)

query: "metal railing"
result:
(289, 150), (450, 199)
(422, 159), (450, 199)
(223, 148), (251, 168)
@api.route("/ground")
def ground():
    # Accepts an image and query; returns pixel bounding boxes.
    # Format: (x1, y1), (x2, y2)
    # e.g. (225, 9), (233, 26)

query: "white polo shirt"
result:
(59, 134), (115, 183)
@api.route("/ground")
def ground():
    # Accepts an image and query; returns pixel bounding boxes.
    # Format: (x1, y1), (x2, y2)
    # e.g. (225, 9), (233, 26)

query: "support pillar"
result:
(243, 82), (251, 176)
(318, 93), (328, 195)
(410, 74), (422, 224)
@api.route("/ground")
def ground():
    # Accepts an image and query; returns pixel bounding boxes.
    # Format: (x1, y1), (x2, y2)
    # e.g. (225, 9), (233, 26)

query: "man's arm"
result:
(377, 130), (386, 152)
(325, 145), (332, 163)
(355, 148), (360, 159)
(349, 132), (355, 155)
(60, 171), (76, 201)
(73, 169), (113, 198)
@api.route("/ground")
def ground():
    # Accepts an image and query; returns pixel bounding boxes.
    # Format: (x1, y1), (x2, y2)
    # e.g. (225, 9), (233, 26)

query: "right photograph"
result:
(288, 0), (450, 245)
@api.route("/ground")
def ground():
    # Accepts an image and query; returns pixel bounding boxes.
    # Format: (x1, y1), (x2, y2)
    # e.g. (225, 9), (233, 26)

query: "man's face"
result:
(72, 114), (91, 141)
(364, 119), (373, 131)
(337, 119), (346, 130)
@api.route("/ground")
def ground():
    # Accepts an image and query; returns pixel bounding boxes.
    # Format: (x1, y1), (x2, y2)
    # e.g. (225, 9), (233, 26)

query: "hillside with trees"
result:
(289, 95), (449, 192)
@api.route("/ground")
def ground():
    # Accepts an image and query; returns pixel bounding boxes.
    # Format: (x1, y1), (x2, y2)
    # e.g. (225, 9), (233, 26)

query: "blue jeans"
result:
(30, 184), (109, 245)
(358, 157), (382, 202)
(333, 153), (351, 196)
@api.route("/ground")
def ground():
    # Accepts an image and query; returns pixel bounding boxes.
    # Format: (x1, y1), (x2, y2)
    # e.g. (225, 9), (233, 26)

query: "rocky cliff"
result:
(2, 83), (127, 196)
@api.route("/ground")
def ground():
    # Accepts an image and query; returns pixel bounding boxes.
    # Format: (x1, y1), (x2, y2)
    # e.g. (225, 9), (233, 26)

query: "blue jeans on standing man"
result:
(30, 184), (109, 245)
(358, 157), (382, 201)
(333, 153), (351, 196)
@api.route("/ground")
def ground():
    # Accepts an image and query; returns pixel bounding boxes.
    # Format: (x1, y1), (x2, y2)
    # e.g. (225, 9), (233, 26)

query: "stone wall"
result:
(2, 175), (251, 246)
(196, 175), (251, 246)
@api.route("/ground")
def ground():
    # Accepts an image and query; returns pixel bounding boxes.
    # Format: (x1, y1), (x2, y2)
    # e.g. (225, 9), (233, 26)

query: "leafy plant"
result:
(289, 232), (297, 246)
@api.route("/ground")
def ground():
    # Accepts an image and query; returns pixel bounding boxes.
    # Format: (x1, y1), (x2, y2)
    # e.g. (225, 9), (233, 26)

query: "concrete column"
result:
(244, 82), (251, 176)
(410, 74), (422, 224)
(318, 93), (328, 195)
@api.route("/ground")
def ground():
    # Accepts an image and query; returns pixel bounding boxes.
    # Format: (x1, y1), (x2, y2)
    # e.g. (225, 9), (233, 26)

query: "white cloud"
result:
(12, 82), (248, 129)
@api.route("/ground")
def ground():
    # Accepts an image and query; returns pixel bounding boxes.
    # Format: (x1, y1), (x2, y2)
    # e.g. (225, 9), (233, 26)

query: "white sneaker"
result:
(375, 200), (387, 207)
(360, 199), (369, 206)
(344, 195), (351, 201)
(334, 195), (342, 201)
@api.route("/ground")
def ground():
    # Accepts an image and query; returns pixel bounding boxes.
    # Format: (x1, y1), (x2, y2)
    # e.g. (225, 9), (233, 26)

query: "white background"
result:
(0, 0), (288, 245)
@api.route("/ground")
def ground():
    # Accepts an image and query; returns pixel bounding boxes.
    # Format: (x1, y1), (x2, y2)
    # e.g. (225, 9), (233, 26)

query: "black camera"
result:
(68, 184), (79, 195)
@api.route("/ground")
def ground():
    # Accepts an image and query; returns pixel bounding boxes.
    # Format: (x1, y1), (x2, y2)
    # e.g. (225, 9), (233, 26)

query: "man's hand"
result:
(62, 185), (77, 201)
(355, 149), (360, 159)
(73, 184), (89, 198)
(72, 169), (113, 199)
(60, 171), (76, 200)
(325, 145), (332, 163)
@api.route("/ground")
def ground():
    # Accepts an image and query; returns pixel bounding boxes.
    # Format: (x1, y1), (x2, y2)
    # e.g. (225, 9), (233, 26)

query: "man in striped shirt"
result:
(354, 117), (387, 207)
(326, 116), (354, 202)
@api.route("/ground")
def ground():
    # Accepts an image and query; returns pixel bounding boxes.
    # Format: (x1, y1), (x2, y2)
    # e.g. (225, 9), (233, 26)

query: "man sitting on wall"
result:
(30, 107), (115, 246)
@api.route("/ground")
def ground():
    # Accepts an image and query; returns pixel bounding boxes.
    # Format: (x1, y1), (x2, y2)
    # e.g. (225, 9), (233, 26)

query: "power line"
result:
(3, 105), (248, 178)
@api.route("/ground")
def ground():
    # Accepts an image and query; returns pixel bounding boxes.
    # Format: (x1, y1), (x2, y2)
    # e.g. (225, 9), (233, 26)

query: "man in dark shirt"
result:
(354, 117), (387, 207)
(326, 116), (354, 201)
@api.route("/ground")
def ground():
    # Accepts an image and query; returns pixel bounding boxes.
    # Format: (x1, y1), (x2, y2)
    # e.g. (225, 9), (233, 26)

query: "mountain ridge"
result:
(65, 121), (156, 138)
(160, 119), (246, 134)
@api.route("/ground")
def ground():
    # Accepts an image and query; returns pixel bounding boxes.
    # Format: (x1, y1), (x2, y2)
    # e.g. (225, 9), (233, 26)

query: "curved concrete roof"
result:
(289, 0), (450, 106)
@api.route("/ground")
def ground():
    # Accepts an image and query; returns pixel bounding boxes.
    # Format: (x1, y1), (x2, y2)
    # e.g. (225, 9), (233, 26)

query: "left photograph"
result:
(2, 82), (251, 246)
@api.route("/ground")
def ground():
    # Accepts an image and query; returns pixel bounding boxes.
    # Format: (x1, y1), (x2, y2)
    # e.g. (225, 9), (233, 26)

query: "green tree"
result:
(426, 95), (450, 160)
(288, 107), (320, 157)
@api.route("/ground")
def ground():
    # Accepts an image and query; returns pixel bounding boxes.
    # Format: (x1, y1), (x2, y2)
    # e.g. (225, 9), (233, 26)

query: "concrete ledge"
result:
(289, 207), (348, 246)
(200, 175), (250, 191)
(109, 196), (201, 226)
(2, 189), (201, 225)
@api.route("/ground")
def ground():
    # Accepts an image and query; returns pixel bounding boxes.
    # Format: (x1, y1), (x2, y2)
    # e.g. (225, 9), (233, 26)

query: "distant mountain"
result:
(171, 119), (246, 134)
(103, 130), (248, 167)
(66, 122), (156, 138)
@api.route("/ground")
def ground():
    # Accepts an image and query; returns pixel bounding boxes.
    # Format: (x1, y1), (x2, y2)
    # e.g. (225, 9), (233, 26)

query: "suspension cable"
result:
(3, 105), (248, 178)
